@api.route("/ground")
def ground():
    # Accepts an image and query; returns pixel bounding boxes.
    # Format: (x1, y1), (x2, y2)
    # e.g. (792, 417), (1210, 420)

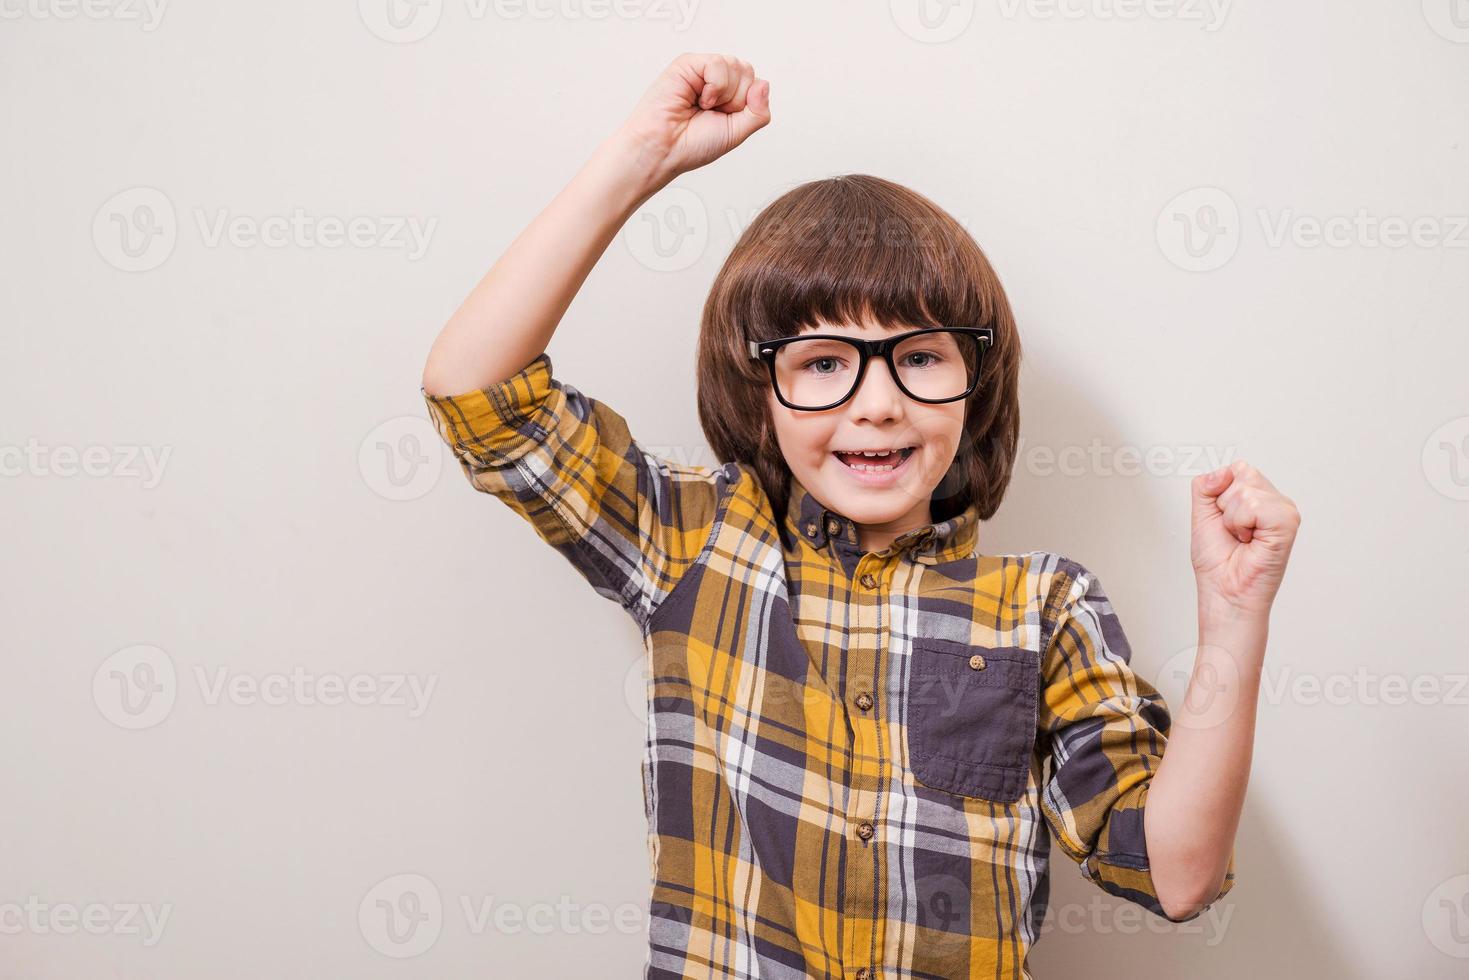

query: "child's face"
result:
(767, 318), (968, 550)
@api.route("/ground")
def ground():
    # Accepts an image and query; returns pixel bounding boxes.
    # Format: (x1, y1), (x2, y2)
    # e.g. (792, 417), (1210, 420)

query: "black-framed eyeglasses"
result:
(747, 327), (994, 411)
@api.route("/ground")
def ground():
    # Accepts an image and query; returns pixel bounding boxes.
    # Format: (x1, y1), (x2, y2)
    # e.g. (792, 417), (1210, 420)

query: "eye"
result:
(802, 356), (846, 376)
(901, 350), (945, 369)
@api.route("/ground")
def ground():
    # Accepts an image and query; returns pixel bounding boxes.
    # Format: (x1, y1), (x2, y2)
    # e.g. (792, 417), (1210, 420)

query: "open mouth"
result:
(832, 446), (917, 473)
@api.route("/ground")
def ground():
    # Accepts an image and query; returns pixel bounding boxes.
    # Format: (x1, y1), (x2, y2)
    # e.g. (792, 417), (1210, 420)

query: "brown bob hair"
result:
(695, 174), (1022, 531)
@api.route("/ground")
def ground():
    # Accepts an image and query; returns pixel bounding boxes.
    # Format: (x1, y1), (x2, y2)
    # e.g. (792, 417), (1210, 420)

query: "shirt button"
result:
(856, 821), (875, 841)
(827, 518), (841, 535)
(968, 654), (987, 670)
(855, 969), (871, 980)
(855, 692), (874, 711)
(859, 573), (877, 589)
(805, 521), (818, 537)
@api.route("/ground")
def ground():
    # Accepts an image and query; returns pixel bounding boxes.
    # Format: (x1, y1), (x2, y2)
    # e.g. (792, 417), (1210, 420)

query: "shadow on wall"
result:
(986, 375), (1368, 980)
(1028, 802), (1367, 979)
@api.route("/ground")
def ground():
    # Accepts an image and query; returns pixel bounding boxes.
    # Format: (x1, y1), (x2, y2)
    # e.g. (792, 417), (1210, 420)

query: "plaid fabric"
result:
(421, 352), (1237, 980)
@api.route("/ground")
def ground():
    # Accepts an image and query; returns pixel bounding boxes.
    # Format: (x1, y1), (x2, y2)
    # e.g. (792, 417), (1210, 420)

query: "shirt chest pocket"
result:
(904, 639), (1041, 805)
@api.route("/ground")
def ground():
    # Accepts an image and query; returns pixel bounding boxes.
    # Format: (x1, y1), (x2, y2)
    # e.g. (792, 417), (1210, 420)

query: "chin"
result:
(821, 482), (926, 525)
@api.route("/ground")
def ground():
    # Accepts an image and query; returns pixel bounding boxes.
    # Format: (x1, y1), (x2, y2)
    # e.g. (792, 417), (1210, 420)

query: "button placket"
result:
(844, 554), (885, 975)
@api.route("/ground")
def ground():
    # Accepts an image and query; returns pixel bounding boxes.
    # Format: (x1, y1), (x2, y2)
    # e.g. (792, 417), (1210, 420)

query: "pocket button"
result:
(968, 654), (986, 670)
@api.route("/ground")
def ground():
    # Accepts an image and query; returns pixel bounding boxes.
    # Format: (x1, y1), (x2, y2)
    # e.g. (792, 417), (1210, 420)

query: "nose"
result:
(848, 356), (906, 422)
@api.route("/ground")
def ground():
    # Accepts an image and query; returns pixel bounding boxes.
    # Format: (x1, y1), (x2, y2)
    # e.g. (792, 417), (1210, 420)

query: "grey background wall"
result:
(4, 2), (1467, 977)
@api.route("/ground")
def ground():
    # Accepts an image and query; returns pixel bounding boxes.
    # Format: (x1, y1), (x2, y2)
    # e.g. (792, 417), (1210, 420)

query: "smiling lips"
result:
(834, 447), (916, 471)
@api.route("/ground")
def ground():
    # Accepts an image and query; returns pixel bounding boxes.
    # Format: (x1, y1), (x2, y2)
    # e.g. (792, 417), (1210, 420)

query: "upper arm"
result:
(1035, 554), (1238, 923)
(420, 351), (728, 633)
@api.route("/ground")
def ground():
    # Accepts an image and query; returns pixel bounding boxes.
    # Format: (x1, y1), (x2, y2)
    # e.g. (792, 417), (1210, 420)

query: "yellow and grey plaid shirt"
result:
(421, 351), (1236, 980)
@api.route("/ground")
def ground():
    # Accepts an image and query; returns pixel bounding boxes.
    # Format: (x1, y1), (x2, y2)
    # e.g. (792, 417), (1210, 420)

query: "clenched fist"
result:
(1191, 459), (1302, 622)
(618, 52), (771, 187)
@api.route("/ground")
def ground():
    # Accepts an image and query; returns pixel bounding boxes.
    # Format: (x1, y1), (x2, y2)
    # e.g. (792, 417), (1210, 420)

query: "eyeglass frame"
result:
(746, 326), (995, 412)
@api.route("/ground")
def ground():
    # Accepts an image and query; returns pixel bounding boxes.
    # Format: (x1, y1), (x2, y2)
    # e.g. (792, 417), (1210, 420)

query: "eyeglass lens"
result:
(772, 330), (978, 408)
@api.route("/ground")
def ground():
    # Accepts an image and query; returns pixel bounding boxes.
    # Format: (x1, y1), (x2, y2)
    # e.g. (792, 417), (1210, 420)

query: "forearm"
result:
(421, 129), (668, 396)
(1143, 603), (1266, 919)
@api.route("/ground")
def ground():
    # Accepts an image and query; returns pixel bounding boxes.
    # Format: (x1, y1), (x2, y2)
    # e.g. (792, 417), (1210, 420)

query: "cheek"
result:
(919, 410), (968, 469)
(767, 399), (837, 465)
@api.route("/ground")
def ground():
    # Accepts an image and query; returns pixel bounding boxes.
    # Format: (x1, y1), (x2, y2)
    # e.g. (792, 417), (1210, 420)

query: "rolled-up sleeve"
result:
(1036, 556), (1237, 923)
(420, 352), (729, 633)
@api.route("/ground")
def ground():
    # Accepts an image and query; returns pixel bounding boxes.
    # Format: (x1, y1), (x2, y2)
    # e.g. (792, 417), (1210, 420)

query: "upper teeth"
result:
(846, 449), (907, 456)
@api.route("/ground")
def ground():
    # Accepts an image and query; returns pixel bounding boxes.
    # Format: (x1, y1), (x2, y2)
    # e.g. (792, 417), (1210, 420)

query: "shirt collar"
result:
(782, 473), (980, 565)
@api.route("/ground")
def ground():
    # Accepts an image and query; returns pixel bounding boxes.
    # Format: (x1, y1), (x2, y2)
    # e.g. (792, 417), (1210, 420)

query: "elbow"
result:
(421, 339), (477, 397)
(1155, 871), (1226, 922)
(421, 356), (460, 399)
(1157, 894), (1207, 923)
